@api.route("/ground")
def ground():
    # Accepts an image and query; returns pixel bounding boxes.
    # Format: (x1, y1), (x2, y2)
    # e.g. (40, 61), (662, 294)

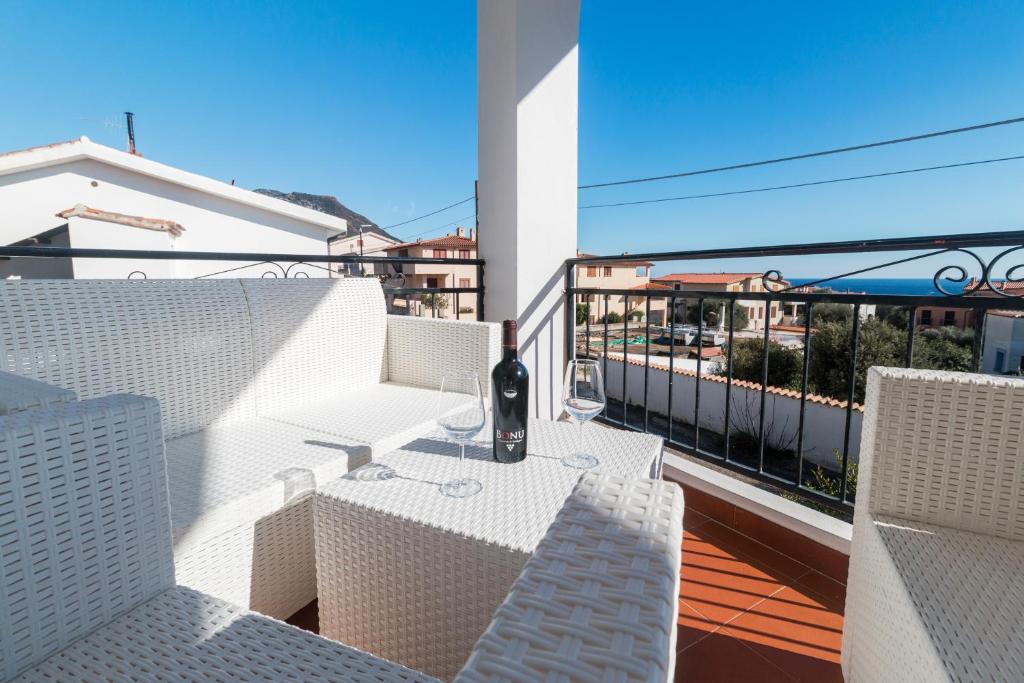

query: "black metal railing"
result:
(565, 230), (1024, 511)
(0, 245), (486, 321)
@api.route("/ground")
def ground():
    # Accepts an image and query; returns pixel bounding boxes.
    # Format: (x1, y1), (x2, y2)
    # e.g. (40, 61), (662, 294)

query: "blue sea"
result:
(787, 278), (968, 296)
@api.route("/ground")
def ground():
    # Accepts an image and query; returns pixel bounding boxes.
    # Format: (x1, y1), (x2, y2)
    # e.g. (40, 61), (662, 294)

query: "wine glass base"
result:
(440, 478), (483, 498)
(561, 453), (599, 470)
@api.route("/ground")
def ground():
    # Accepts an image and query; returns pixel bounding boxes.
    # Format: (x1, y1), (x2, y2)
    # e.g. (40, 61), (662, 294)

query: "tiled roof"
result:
(577, 251), (654, 267)
(654, 273), (762, 284)
(384, 234), (477, 251)
(630, 282), (673, 290)
(602, 352), (863, 411)
(56, 204), (185, 237)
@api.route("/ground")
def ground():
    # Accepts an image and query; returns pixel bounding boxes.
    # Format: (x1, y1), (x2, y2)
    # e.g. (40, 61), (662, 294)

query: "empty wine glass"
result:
(561, 359), (606, 469)
(436, 371), (486, 498)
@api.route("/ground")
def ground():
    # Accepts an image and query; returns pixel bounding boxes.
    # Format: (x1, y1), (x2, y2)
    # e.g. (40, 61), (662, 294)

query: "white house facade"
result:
(0, 137), (345, 279)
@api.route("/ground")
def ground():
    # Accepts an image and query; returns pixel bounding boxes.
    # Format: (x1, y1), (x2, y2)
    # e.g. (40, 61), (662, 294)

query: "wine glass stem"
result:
(459, 442), (465, 480)
(578, 420), (584, 456)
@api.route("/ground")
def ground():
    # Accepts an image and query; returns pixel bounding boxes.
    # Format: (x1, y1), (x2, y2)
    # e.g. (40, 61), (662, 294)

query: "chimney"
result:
(125, 112), (137, 155)
(456, 226), (466, 238)
(469, 227), (475, 241)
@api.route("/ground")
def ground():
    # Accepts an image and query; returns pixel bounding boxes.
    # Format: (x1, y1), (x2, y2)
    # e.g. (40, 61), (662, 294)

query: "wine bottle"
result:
(492, 319), (528, 463)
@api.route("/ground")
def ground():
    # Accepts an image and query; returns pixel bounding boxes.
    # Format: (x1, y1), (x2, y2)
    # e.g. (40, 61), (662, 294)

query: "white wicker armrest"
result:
(386, 316), (501, 392)
(859, 367), (1024, 541)
(0, 370), (77, 415)
(455, 473), (684, 683)
(1, 394), (173, 680)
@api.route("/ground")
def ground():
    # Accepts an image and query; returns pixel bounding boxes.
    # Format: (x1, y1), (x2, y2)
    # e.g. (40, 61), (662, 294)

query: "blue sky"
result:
(2, 1), (1022, 277)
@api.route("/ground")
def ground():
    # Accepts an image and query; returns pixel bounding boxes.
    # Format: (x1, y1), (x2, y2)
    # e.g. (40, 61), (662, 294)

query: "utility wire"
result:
(381, 196), (475, 230)
(578, 154), (1024, 209)
(578, 115), (1024, 189)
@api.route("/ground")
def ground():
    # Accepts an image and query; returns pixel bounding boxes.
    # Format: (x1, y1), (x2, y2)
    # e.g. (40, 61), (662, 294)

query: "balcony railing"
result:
(0, 245), (486, 321)
(565, 230), (1024, 512)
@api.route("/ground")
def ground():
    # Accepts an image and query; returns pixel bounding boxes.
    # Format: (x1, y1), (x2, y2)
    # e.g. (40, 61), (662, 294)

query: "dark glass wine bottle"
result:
(492, 319), (528, 463)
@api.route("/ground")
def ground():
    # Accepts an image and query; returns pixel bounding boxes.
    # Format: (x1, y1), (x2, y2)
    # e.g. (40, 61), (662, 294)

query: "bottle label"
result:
(495, 427), (525, 452)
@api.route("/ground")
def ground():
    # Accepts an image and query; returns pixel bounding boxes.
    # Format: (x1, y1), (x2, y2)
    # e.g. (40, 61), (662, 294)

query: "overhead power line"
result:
(396, 213), (478, 243)
(578, 115), (1024, 190)
(381, 196), (475, 230)
(578, 154), (1024, 209)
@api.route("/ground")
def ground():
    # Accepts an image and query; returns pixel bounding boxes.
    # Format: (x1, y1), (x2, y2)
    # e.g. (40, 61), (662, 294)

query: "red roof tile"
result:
(630, 282), (673, 290)
(384, 234), (476, 251)
(654, 273), (762, 285)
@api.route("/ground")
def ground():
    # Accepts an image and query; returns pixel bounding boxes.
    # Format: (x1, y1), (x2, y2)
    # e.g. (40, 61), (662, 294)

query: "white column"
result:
(477, 0), (579, 419)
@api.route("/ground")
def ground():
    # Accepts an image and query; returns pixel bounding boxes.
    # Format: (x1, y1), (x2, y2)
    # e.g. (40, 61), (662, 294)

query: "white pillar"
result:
(477, 0), (579, 419)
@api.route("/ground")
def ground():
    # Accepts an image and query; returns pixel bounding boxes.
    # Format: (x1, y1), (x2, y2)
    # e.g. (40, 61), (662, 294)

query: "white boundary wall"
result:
(603, 356), (862, 470)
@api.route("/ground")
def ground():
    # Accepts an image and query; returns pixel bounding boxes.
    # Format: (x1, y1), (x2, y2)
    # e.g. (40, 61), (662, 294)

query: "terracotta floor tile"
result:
(681, 529), (788, 625)
(720, 586), (844, 663)
(675, 629), (796, 682)
(792, 569), (847, 610)
(737, 641), (845, 683)
(683, 506), (712, 531)
(676, 601), (718, 652)
(695, 520), (811, 581)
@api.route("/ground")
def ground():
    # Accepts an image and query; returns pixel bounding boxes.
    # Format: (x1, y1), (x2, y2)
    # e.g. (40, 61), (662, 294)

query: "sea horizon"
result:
(787, 277), (968, 296)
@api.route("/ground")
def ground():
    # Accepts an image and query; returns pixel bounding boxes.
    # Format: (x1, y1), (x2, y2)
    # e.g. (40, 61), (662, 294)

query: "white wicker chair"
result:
(842, 367), (1024, 682)
(1, 395), (683, 683)
(0, 278), (500, 619)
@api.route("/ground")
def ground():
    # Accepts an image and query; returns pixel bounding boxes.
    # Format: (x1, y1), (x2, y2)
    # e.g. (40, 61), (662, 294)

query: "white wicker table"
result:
(314, 418), (663, 681)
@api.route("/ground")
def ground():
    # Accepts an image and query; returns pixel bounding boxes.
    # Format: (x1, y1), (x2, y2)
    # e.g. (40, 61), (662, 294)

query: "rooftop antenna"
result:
(125, 112), (136, 154)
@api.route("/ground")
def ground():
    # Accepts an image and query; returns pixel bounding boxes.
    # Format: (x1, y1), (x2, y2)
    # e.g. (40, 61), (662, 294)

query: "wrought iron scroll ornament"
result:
(760, 244), (1024, 299)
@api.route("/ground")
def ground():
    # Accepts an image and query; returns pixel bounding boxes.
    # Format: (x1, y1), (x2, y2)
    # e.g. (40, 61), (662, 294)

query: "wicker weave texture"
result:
(0, 280), (257, 439)
(12, 586), (439, 683)
(0, 369), (76, 415)
(174, 496), (322, 621)
(269, 383), (481, 457)
(0, 395), (174, 680)
(243, 279), (387, 415)
(860, 367), (1024, 541)
(386, 316), (501, 394)
(455, 473), (684, 683)
(315, 421), (664, 680)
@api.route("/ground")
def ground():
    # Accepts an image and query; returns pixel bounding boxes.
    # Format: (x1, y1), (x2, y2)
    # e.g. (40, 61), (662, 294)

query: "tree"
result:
(602, 311), (623, 324)
(726, 338), (803, 390)
(627, 308), (644, 322)
(420, 292), (449, 312)
(687, 297), (749, 330)
(808, 319), (904, 403)
(576, 303), (590, 325)
(913, 327), (973, 371)
(876, 304), (910, 329)
(810, 302), (854, 325)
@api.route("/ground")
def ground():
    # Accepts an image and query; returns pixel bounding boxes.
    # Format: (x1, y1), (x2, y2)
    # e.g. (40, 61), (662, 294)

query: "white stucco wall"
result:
(0, 159), (340, 279)
(982, 313), (1024, 374)
(602, 356), (862, 471)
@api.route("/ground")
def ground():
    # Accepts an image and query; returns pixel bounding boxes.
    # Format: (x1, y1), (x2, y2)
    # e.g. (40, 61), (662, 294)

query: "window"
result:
(943, 310), (956, 325)
(635, 266), (646, 277)
(398, 249), (409, 257)
(426, 277), (439, 288)
(920, 309), (933, 325)
(433, 249), (447, 258)
(586, 266), (597, 277)
(995, 349), (1007, 373)
(458, 249), (471, 259)
(771, 305), (777, 317)
(603, 266), (613, 277)
(458, 278), (470, 288)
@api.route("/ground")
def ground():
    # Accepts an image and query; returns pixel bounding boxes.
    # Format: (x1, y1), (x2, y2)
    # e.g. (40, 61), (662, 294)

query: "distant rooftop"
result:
(385, 233), (476, 251)
(654, 272), (763, 284)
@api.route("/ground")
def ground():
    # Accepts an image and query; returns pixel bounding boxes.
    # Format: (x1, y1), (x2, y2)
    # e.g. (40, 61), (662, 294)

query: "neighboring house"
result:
(981, 310), (1024, 375)
(381, 228), (478, 318)
(914, 306), (977, 330)
(254, 189), (401, 277)
(328, 225), (402, 277)
(0, 137), (344, 280)
(576, 253), (667, 326)
(651, 273), (788, 331)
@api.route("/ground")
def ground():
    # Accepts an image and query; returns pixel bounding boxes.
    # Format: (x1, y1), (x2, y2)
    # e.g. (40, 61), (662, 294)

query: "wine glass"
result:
(561, 359), (606, 469)
(436, 371), (486, 498)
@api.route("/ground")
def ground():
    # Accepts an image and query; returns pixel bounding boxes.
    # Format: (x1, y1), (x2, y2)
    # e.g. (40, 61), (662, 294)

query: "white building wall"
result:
(0, 159), (338, 279)
(982, 314), (1024, 374)
(602, 356), (862, 471)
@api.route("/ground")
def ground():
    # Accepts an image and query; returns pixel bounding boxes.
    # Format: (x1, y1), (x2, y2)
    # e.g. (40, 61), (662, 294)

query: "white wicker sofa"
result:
(0, 278), (500, 619)
(1, 394), (683, 682)
(842, 367), (1024, 682)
